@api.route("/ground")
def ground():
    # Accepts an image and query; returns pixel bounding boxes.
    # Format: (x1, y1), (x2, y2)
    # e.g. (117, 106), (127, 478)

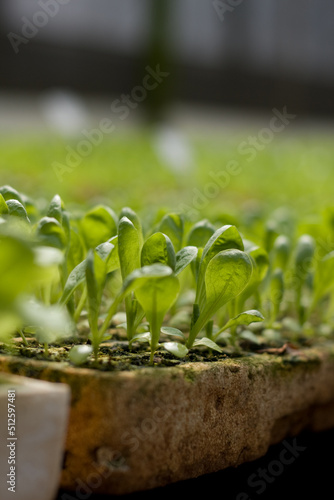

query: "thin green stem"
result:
(205, 320), (214, 340)
(228, 299), (238, 346)
(99, 296), (121, 339)
(125, 295), (135, 342)
(149, 292), (160, 365)
(73, 286), (87, 323)
(19, 329), (29, 346)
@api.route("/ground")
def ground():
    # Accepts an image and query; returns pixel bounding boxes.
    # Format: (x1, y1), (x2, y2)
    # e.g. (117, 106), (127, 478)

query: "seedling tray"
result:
(1, 341), (334, 495)
(0, 373), (70, 500)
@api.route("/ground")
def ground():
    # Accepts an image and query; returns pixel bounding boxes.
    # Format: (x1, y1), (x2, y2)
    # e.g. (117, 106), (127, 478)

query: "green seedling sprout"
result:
(213, 309), (264, 345)
(80, 204), (118, 250)
(135, 268), (180, 364)
(236, 242), (269, 313)
(294, 234), (315, 324)
(186, 248), (253, 350)
(85, 248), (109, 360)
(272, 235), (291, 271)
(195, 225), (244, 309)
(186, 219), (216, 282)
(268, 268), (284, 327)
(309, 249), (334, 323)
(118, 216), (143, 341)
(141, 232), (176, 269)
(157, 212), (184, 252)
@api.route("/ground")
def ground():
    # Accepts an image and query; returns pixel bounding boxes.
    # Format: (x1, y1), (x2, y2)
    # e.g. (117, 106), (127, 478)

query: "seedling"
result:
(187, 248), (253, 350)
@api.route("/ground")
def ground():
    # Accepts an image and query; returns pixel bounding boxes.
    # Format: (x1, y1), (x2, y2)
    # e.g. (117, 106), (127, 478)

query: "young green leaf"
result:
(201, 225), (244, 269)
(36, 216), (67, 250)
(141, 232), (176, 270)
(96, 240), (119, 273)
(272, 235), (291, 270)
(129, 332), (151, 346)
(0, 185), (23, 203)
(59, 260), (86, 305)
(196, 225), (244, 306)
(187, 249), (253, 347)
(119, 207), (143, 247)
(213, 309), (264, 340)
(119, 264), (174, 301)
(118, 216), (142, 341)
(69, 345), (93, 365)
(135, 272), (180, 364)
(187, 220), (215, 283)
(0, 193), (9, 215)
(59, 241), (116, 306)
(186, 219), (216, 248)
(85, 249), (108, 358)
(263, 220), (279, 253)
(193, 337), (223, 353)
(80, 205), (118, 249)
(163, 341), (188, 358)
(0, 232), (38, 305)
(47, 194), (63, 223)
(66, 227), (85, 273)
(294, 234), (315, 322)
(118, 216), (141, 279)
(34, 246), (64, 268)
(160, 326), (185, 339)
(270, 268), (284, 324)
(157, 213), (184, 252)
(6, 199), (30, 224)
(248, 245), (270, 282)
(18, 299), (73, 345)
(175, 246), (198, 276)
(312, 250), (334, 308)
(33, 246), (64, 287)
(20, 195), (39, 223)
(190, 247), (204, 283)
(236, 244), (269, 311)
(239, 330), (261, 345)
(99, 264), (174, 338)
(295, 234), (315, 270)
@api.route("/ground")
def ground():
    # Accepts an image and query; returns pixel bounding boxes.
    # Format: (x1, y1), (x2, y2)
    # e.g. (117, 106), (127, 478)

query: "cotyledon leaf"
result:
(118, 216), (141, 279)
(0, 194), (9, 215)
(59, 241), (116, 305)
(80, 204), (118, 249)
(47, 194), (63, 223)
(157, 213), (184, 252)
(213, 309), (264, 341)
(141, 232), (176, 270)
(175, 246), (198, 276)
(196, 225), (244, 306)
(188, 249), (253, 347)
(186, 219), (216, 249)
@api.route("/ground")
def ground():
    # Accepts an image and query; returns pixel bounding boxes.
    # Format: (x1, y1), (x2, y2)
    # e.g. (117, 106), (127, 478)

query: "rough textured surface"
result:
(0, 374), (70, 500)
(1, 342), (334, 495)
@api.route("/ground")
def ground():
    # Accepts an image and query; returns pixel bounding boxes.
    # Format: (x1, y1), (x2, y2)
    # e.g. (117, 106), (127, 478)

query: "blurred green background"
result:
(1, 125), (333, 223)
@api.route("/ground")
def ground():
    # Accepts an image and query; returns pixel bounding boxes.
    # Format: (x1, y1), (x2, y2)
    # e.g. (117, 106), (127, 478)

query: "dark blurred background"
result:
(1, 0), (334, 121)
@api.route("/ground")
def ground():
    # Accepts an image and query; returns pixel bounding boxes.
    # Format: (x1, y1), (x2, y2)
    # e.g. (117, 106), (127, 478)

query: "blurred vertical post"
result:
(144, 0), (173, 124)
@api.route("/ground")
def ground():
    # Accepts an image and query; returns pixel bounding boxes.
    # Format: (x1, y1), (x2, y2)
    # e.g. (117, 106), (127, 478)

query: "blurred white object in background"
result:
(39, 89), (89, 137)
(152, 125), (194, 175)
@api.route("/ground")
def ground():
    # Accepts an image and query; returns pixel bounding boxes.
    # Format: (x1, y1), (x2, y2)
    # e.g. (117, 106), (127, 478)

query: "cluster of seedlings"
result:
(1, 184), (334, 367)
